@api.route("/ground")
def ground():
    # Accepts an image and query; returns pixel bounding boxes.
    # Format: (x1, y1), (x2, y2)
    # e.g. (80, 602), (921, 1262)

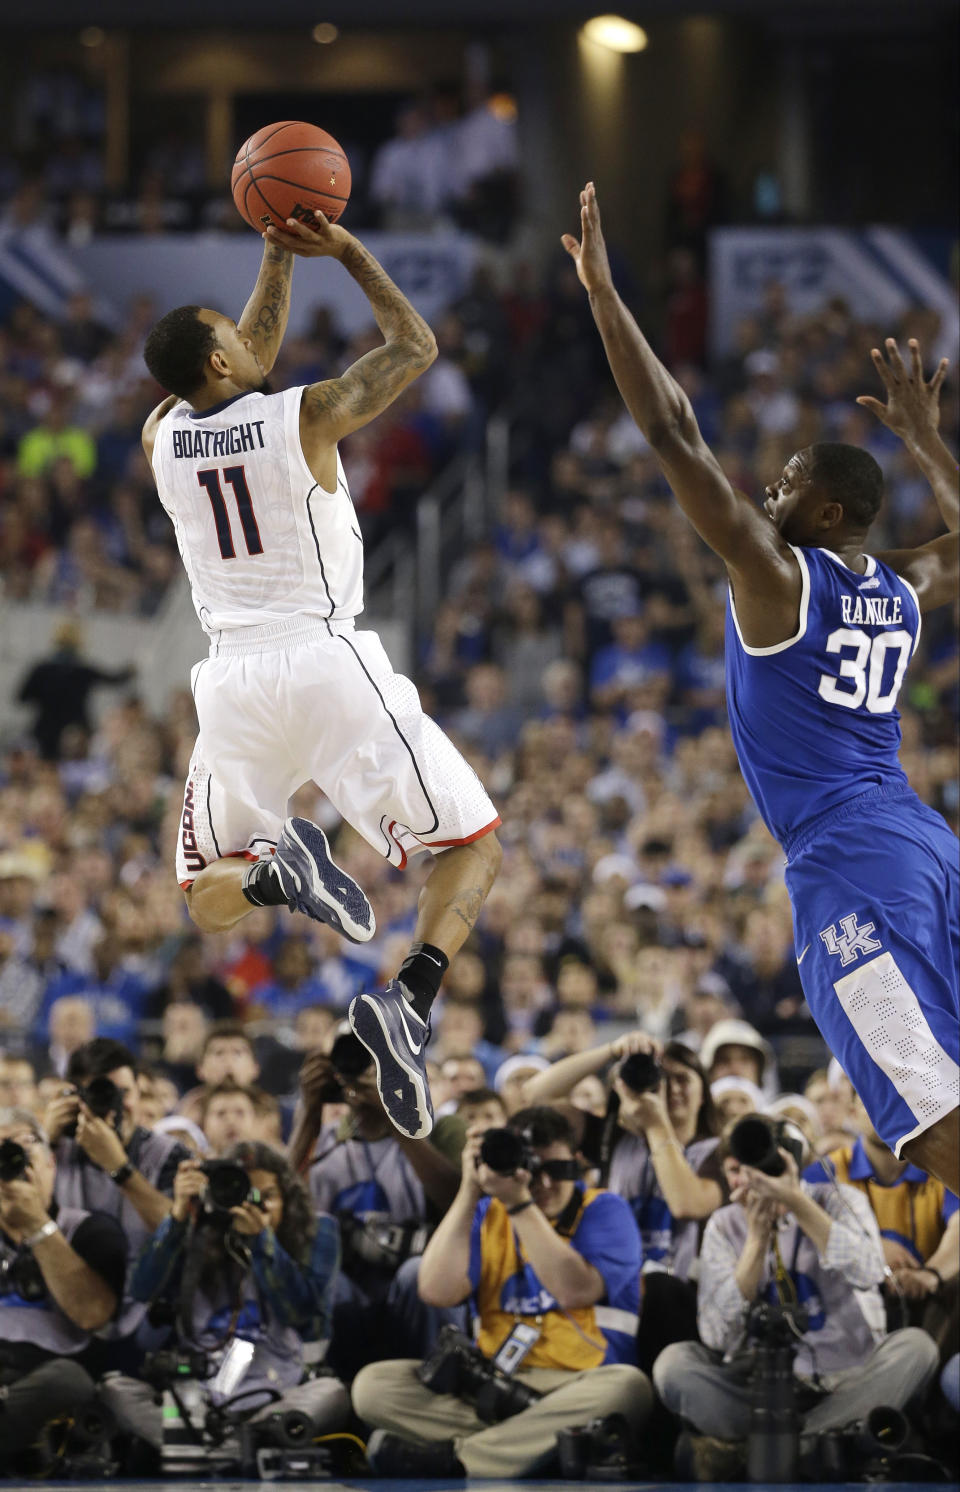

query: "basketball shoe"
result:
(348, 980), (434, 1139)
(273, 817), (375, 943)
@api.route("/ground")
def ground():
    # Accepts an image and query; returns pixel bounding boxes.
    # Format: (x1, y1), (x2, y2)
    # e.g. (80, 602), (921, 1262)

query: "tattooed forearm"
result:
(302, 241), (437, 433)
(238, 242), (294, 372)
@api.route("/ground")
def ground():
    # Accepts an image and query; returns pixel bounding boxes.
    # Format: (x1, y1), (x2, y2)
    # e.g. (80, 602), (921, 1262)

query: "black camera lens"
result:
(479, 1127), (528, 1175)
(729, 1114), (785, 1175)
(201, 1159), (251, 1210)
(329, 1032), (373, 1080)
(83, 1075), (123, 1119)
(0, 1139), (29, 1183)
(619, 1050), (662, 1094)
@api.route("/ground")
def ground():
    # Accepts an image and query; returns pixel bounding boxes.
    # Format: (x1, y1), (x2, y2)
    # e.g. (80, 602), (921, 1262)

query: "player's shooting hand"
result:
(263, 209), (354, 261)
(561, 182), (614, 295)
(855, 337), (949, 440)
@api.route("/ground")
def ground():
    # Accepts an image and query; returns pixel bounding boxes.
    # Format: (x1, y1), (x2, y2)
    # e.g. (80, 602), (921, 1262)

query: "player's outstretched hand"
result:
(561, 182), (614, 296)
(263, 209), (354, 260)
(856, 336), (949, 440)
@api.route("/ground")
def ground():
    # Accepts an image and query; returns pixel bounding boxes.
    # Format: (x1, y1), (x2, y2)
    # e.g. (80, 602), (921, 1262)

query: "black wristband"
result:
(507, 1199), (535, 1217)
(109, 1160), (135, 1186)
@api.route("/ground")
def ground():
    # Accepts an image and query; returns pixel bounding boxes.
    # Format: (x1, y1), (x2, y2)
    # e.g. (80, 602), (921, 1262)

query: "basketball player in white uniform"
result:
(141, 212), (502, 1140)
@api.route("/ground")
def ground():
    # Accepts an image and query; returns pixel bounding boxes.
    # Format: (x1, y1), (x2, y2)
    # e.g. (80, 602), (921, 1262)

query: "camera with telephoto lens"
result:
(618, 1049), (663, 1095)
(0, 1138), (30, 1182)
(61, 1075), (126, 1139)
(418, 1325), (543, 1424)
(729, 1114), (806, 1177)
(199, 1159), (262, 1213)
(743, 1299), (808, 1484)
(477, 1127), (581, 1183)
(314, 1031), (374, 1103)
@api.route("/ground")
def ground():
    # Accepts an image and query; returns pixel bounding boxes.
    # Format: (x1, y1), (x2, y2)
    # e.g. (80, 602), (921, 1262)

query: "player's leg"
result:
(347, 828), (502, 1142)
(303, 628), (502, 1138)
(176, 748), (374, 941)
(900, 1111), (959, 1197)
(785, 802), (959, 1189)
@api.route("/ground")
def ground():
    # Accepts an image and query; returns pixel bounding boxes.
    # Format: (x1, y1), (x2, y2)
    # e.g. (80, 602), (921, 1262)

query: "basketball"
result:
(231, 120), (351, 232)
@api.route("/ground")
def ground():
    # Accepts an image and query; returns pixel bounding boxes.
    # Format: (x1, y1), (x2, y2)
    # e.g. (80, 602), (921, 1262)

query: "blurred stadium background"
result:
(0, 0), (957, 1093)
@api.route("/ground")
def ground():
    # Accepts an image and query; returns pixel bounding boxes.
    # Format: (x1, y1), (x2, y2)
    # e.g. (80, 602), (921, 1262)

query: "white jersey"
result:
(152, 386), (363, 637)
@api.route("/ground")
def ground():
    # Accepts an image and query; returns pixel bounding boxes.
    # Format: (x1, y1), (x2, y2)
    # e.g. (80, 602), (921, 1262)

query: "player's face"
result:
(763, 451), (817, 545)
(200, 310), (268, 393)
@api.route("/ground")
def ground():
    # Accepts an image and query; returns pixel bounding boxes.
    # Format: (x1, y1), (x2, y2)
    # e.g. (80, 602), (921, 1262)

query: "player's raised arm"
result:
(856, 337), (958, 533)
(264, 210), (437, 440)
(237, 239), (295, 375)
(562, 184), (791, 582)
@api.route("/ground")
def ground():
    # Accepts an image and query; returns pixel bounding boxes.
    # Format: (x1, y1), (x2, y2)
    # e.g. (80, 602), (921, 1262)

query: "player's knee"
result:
(183, 881), (225, 934)
(475, 829), (502, 883)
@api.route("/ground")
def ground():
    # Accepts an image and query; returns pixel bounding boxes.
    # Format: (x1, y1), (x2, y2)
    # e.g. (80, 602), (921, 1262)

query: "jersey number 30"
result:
(817, 627), (912, 713)
(198, 466), (263, 559)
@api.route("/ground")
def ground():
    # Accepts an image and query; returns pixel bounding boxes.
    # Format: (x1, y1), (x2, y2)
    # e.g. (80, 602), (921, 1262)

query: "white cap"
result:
(710, 1075), (763, 1107)
(624, 882), (667, 912)
(699, 1018), (773, 1077)
(765, 1093), (822, 1135)
(153, 1114), (210, 1153)
(494, 1053), (550, 1093)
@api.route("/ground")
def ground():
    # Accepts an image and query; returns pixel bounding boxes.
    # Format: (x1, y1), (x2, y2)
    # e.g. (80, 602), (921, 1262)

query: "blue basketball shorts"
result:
(785, 787), (959, 1157)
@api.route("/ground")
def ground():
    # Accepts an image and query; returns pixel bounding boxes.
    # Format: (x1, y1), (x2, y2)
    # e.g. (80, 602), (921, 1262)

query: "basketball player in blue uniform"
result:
(563, 183), (958, 1194)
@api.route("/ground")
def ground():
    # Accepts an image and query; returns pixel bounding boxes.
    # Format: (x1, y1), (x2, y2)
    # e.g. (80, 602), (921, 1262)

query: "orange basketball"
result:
(231, 121), (351, 232)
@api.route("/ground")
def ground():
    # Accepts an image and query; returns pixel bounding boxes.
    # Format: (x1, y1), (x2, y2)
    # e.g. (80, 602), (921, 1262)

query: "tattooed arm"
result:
(237, 239), (294, 375)
(263, 210), (437, 442)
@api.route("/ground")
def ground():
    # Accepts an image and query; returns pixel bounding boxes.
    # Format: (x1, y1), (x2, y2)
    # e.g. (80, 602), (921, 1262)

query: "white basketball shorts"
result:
(175, 618), (500, 887)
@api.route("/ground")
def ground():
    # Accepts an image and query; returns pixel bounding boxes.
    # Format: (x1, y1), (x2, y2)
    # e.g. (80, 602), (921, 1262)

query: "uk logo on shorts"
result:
(819, 912), (882, 967)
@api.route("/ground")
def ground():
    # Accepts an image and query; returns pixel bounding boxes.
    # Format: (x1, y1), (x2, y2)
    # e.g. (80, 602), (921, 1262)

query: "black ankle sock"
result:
(242, 859), (289, 908)
(398, 942), (449, 1021)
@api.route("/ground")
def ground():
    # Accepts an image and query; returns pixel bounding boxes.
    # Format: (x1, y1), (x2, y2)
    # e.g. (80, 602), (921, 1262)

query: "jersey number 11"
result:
(198, 466), (263, 559)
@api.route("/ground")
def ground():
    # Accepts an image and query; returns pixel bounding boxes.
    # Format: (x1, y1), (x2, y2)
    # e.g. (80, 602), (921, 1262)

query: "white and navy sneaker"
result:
(273, 817), (375, 944)
(348, 980), (434, 1139)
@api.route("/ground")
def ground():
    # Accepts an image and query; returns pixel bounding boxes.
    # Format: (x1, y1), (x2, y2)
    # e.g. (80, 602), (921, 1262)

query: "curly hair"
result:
(225, 1140), (315, 1265)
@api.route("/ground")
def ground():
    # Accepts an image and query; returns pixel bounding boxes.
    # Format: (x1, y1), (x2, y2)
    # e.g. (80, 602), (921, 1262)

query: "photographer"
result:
(0, 1107), (125, 1471)
(42, 1037), (190, 1366)
(99, 1141), (349, 1454)
(290, 1030), (463, 1376)
(352, 1106), (652, 1479)
(523, 1033), (725, 1368)
(653, 1113), (939, 1479)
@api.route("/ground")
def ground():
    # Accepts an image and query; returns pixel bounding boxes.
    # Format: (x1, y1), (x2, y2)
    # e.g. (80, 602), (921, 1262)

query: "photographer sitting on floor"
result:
(99, 1141), (350, 1458)
(290, 1027), (464, 1376)
(0, 1106), (125, 1473)
(352, 1105), (652, 1480)
(653, 1113), (940, 1482)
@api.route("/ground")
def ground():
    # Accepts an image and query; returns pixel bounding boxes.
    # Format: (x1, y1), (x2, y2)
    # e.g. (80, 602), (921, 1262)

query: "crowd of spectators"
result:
(0, 69), (520, 241)
(1, 153), (958, 1477)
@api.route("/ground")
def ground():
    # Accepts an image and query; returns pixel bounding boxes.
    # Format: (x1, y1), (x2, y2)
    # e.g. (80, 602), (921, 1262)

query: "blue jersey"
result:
(725, 545), (921, 849)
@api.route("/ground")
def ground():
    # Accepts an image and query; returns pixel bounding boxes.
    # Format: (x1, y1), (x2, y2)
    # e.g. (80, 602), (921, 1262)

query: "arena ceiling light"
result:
(311, 22), (339, 43)
(581, 15), (649, 53)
